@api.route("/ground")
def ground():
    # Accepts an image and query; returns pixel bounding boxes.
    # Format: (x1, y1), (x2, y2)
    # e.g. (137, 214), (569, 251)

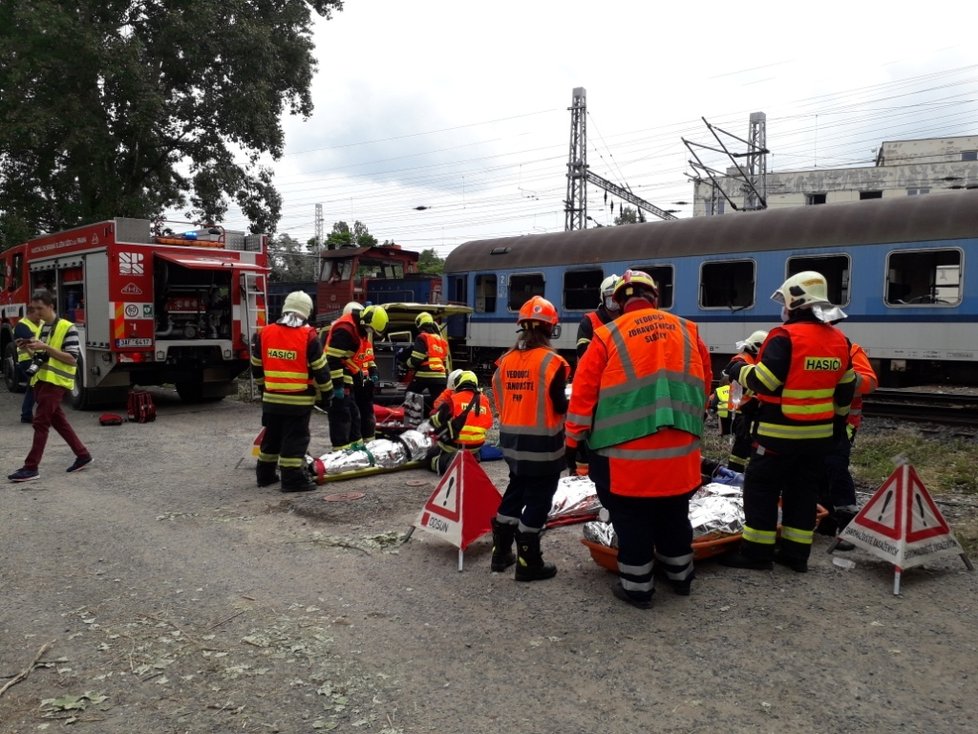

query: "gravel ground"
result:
(1, 389), (977, 733)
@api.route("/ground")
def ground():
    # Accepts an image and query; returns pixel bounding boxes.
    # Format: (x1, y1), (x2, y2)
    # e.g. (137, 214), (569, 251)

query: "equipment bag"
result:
(127, 390), (157, 423)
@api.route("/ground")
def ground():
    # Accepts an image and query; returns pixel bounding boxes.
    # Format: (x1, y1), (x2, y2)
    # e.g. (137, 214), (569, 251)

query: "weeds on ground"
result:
(851, 426), (978, 495)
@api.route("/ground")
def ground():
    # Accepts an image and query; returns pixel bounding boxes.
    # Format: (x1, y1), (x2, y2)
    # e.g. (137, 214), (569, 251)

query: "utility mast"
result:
(564, 87), (587, 231)
(745, 112), (767, 211)
(314, 203), (324, 257)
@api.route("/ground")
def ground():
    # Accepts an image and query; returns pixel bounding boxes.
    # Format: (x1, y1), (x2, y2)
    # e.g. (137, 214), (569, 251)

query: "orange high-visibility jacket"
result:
(324, 314), (364, 386)
(492, 347), (569, 475)
(411, 331), (449, 378)
(847, 342), (878, 430)
(566, 305), (711, 497)
(438, 390), (494, 450)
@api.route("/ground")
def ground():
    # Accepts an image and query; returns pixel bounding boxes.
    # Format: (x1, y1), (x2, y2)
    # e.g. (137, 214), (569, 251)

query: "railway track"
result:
(862, 388), (978, 428)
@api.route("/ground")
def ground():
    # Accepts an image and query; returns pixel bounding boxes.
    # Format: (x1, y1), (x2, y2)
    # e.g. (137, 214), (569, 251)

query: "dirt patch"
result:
(2, 391), (977, 733)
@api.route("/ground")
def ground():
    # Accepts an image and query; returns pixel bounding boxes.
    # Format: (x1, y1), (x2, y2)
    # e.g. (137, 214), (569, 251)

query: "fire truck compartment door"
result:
(154, 253), (268, 271)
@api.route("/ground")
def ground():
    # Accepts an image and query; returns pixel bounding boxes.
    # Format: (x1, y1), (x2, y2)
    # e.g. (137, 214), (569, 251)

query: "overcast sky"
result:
(232, 0), (978, 257)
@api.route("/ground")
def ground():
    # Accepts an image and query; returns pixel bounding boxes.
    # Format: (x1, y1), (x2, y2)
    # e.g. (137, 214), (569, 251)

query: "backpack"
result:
(127, 390), (157, 423)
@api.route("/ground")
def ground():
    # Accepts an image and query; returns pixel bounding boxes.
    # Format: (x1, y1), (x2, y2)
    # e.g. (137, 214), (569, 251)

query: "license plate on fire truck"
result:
(116, 338), (152, 348)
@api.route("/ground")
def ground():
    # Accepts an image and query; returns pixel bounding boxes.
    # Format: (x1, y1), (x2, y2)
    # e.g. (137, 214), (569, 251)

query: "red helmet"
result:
(517, 295), (559, 328)
(613, 269), (659, 305)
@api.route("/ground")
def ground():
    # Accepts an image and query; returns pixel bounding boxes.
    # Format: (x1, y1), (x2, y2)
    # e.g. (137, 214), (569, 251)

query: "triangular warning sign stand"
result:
(833, 462), (973, 594)
(414, 451), (502, 571)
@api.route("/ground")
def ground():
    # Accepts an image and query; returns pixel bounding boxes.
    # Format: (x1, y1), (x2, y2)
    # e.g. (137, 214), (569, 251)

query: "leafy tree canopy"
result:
(324, 220), (377, 250)
(418, 248), (445, 275)
(268, 233), (316, 282)
(0, 0), (343, 248)
(614, 206), (642, 226)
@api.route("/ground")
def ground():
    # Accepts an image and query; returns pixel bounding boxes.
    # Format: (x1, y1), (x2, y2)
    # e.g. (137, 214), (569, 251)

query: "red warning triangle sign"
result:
(415, 451), (502, 551)
(840, 463), (965, 572)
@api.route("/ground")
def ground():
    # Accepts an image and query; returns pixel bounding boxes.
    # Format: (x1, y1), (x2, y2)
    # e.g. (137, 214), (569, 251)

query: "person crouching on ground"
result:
(490, 296), (569, 581)
(427, 370), (493, 475)
(566, 270), (711, 609)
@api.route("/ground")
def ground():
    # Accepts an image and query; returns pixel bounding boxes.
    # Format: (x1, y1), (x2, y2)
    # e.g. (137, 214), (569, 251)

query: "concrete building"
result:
(692, 135), (978, 216)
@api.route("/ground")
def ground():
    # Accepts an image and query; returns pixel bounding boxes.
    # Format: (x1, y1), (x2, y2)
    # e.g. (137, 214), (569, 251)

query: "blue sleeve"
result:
(14, 321), (33, 339)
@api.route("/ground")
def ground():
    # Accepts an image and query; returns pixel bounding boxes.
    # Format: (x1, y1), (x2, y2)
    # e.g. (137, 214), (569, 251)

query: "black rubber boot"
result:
(774, 551), (808, 573)
(280, 468), (317, 493)
(612, 583), (653, 610)
(720, 549), (774, 571)
(256, 461), (280, 488)
(490, 519), (517, 572)
(514, 530), (557, 582)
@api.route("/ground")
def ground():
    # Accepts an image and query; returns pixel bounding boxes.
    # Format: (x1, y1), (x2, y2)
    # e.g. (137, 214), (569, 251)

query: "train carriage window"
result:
(699, 260), (754, 310)
(475, 274), (497, 313)
(885, 249), (961, 306)
(786, 255), (850, 305)
(563, 269), (603, 310)
(629, 265), (674, 309)
(508, 273), (545, 311)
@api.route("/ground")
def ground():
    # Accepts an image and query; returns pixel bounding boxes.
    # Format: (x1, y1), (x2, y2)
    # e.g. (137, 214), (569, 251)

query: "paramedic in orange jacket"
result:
(721, 272), (856, 573)
(566, 270), (712, 609)
(491, 296), (569, 581)
(428, 371), (493, 475)
(819, 340), (877, 540)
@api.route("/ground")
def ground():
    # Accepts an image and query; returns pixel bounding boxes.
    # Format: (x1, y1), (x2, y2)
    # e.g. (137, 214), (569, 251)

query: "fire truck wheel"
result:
(3, 342), (26, 393)
(71, 353), (94, 409)
(175, 380), (229, 404)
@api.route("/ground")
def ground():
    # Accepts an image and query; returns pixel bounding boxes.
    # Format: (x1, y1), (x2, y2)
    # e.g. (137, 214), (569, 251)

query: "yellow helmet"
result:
(613, 269), (658, 305)
(415, 311), (435, 328)
(773, 271), (831, 311)
(360, 305), (388, 335)
(455, 371), (478, 390)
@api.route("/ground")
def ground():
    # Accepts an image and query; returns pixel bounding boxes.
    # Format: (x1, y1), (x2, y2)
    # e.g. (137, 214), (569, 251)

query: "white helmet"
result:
(342, 301), (364, 316)
(736, 330), (769, 355)
(772, 271), (831, 311)
(599, 274), (620, 311)
(447, 368), (464, 390)
(282, 291), (313, 319)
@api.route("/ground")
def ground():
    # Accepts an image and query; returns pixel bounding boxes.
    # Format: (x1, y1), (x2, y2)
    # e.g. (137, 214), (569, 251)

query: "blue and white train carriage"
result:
(443, 190), (978, 386)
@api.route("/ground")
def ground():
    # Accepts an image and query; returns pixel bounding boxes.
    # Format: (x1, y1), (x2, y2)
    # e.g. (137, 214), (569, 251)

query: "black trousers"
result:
(592, 454), (695, 598)
(354, 381), (376, 440)
(497, 471), (560, 531)
(328, 393), (362, 448)
(728, 413), (753, 471)
(259, 410), (311, 473)
(742, 450), (824, 562)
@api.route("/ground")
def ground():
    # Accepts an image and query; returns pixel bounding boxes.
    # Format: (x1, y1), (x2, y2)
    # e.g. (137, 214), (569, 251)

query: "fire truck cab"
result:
(0, 218), (268, 408)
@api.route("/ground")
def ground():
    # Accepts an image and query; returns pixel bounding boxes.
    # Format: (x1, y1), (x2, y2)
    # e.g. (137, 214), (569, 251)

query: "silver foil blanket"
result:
(581, 482), (745, 548)
(312, 429), (433, 476)
(547, 475), (603, 525)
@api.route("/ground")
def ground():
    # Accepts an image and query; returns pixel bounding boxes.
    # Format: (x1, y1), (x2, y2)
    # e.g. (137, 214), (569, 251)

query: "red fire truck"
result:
(0, 218), (268, 408)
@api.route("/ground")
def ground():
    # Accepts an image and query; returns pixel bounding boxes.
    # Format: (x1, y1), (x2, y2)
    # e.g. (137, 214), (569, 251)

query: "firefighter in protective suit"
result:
(722, 329), (769, 472)
(401, 311), (449, 412)
(251, 291), (332, 492)
(721, 271), (856, 573)
(323, 304), (388, 449)
(491, 296), (569, 581)
(566, 270), (712, 608)
(430, 368), (464, 416)
(427, 370), (493, 475)
(571, 273), (619, 475)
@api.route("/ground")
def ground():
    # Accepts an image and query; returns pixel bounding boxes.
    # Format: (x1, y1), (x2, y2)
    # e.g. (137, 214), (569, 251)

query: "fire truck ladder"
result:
(240, 272), (263, 399)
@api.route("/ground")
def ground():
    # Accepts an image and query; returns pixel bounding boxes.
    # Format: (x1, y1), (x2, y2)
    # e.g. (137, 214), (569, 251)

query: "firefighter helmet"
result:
(455, 371), (479, 390)
(772, 271), (831, 310)
(342, 301), (364, 316)
(599, 274), (620, 300)
(613, 269), (658, 305)
(737, 330), (769, 355)
(415, 311), (435, 329)
(359, 305), (388, 335)
(282, 291), (313, 319)
(517, 295), (559, 328)
(447, 368), (464, 390)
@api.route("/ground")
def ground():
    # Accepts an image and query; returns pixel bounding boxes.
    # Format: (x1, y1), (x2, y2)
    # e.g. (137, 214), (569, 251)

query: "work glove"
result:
(333, 386), (346, 402)
(723, 359), (747, 381)
(370, 372), (380, 385)
(317, 393), (332, 412)
(564, 444), (578, 475)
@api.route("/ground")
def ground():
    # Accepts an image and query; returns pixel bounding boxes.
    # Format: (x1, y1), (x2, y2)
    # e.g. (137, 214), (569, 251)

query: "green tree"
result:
(0, 0), (343, 247)
(268, 233), (316, 282)
(614, 206), (641, 225)
(324, 220), (377, 250)
(418, 248), (445, 275)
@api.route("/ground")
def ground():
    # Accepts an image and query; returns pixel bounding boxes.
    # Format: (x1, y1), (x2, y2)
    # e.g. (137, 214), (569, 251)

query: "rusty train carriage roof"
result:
(444, 191), (978, 273)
